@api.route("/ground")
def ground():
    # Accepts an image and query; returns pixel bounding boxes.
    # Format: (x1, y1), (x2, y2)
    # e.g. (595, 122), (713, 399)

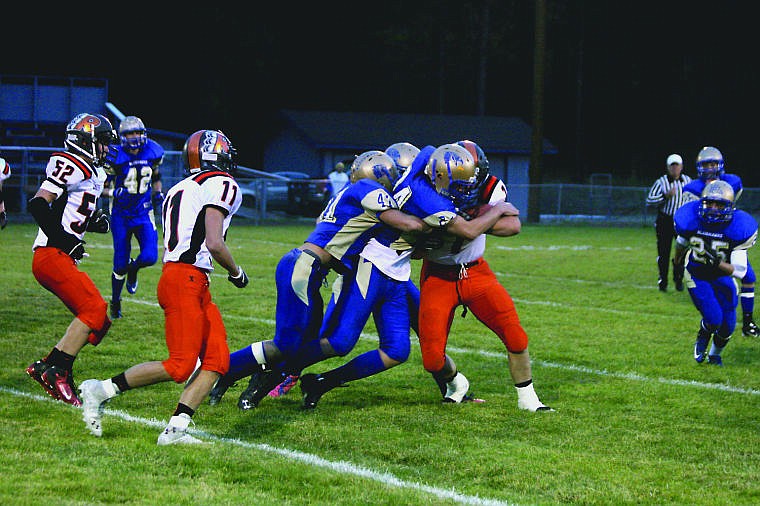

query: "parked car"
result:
(238, 171), (330, 216)
(288, 174), (331, 216)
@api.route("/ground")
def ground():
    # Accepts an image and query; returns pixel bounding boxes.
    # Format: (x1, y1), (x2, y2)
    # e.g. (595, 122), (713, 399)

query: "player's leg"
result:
(110, 214), (131, 318)
(741, 261), (758, 336)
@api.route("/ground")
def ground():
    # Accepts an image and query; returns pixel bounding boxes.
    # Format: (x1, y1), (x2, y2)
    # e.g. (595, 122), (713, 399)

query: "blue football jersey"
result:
(674, 200), (758, 280)
(105, 138), (164, 216)
(305, 178), (398, 272)
(683, 173), (743, 203)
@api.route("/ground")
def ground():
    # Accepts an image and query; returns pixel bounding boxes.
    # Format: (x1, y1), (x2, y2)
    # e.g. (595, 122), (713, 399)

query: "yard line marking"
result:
(121, 299), (759, 396)
(0, 387), (516, 506)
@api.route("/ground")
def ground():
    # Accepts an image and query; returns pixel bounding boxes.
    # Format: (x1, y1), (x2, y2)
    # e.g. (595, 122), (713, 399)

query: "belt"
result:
(430, 259), (481, 271)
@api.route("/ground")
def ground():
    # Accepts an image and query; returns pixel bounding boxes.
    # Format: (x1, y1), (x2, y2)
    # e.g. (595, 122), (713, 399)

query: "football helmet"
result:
(64, 113), (117, 163)
(699, 179), (735, 224)
(696, 146), (725, 181)
(119, 116), (147, 150)
(455, 140), (490, 208)
(182, 130), (237, 174)
(385, 142), (420, 174)
(425, 143), (479, 204)
(349, 150), (398, 191)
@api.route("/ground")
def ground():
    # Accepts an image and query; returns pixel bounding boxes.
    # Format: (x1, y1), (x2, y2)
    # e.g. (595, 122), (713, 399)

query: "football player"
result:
(208, 151), (428, 410)
(79, 130), (248, 444)
(403, 141), (553, 411)
(674, 179), (758, 365)
(25, 113), (116, 406)
(681, 146), (758, 337)
(103, 116), (165, 319)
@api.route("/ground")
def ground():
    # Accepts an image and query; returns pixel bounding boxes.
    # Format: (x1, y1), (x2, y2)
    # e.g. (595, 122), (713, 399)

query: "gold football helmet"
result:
(699, 179), (735, 224)
(385, 142), (420, 174)
(349, 150), (398, 191)
(424, 143), (478, 202)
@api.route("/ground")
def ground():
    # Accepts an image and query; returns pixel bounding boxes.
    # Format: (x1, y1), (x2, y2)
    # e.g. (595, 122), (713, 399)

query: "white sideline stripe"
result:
(0, 387), (515, 506)
(125, 299), (760, 396)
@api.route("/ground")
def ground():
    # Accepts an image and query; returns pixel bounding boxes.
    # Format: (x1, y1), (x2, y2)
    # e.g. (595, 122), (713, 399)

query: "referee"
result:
(646, 153), (692, 292)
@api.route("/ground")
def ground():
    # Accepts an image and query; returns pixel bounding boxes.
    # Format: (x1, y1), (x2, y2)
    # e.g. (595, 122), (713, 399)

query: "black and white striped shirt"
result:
(646, 174), (692, 216)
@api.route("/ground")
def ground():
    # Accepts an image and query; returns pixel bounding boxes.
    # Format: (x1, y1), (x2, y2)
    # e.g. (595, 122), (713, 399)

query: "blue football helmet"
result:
(385, 142), (420, 175)
(696, 146), (725, 181)
(349, 150), (398, 191)
(699, 179), (735, 224)
(119, 116), (148, 150)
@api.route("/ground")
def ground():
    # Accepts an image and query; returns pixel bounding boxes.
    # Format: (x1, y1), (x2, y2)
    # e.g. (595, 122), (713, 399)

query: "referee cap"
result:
(666, 154), (683, 166)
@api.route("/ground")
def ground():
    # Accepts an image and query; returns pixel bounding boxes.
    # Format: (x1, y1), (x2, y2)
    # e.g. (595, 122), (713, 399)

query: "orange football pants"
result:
(32, 247), (110, 345)
(157, 262), (230, 382)
(418, 257), (528, 372)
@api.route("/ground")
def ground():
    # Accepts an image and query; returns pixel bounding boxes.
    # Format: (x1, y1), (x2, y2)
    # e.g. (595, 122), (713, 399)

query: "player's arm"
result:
(445, 201), (515, 240)
(204, 206), (247, 287)
(488, 202), (521, 237)
(378, 209), (429, 233)
(151, 163), (164, 207)
(674, 235), (689, 265)
(27, 188), (85, 257)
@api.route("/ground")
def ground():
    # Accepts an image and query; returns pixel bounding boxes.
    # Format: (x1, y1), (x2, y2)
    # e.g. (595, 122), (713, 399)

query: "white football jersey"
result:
(0, 158), (10, 183)
(32, 151), (107, 250)
(161, 170), (242, 271)
(425, 176), (509, 265)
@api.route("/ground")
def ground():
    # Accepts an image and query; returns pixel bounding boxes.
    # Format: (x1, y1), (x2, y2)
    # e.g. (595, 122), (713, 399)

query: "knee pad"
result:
(163, 357), (197, 383)
(498, 323), (529, 353)
(87, 317), (112, 346)
(380, 339), (410, 364)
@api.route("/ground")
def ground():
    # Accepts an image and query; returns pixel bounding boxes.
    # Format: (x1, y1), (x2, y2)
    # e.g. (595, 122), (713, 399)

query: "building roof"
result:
(279, 109), (558, 155)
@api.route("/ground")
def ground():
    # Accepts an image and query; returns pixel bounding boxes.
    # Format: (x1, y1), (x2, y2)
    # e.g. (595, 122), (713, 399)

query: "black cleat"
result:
(126, 259), (138, 294)
(110, 300), (122, 319)
(743, 320), (759, 337)
(208, 376), (235, 406)
(299, 373), (330, 410)
(237, 368), (282, 410)
(674, 279), (684, 292)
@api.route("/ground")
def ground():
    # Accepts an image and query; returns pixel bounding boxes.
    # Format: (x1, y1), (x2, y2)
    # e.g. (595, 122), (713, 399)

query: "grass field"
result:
(1, 221), (759, 505)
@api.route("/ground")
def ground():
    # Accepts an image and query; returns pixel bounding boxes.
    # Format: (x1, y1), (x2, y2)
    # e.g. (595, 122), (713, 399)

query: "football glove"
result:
(228, 266), (249, 288)
(152, 191), (165, 210)
(86, 209), (110, 233)
(0, 210), (6, 229)
(702, 248), (721, 267)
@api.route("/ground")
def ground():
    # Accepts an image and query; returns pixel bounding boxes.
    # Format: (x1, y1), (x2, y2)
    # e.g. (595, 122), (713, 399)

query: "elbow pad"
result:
(731, 250), (748, 279)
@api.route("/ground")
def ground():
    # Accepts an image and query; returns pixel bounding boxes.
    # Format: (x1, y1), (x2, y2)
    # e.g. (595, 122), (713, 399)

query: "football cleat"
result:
(26, 359), (57, 399)
(42, 366), (81, 406)
(110, 300), (122, 319)
(674, 279), (684, 292)
(707, 354), (723, 366)
(157, 414), (206, 446)
(208, 376), (235, 406)
(299, 373), (330, 410)
(742, 320), (759, 337)
(694, 335), (709, 363)
(80, 379), (110, 437)
(442, 372), (470, 403)
(126, 259), (138, 294)
(268, 374), (300, 398)
(237, 368), (282, 410)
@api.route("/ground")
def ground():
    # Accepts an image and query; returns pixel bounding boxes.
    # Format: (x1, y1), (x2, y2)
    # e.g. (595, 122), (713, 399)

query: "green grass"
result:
(1, 221), (759, 505)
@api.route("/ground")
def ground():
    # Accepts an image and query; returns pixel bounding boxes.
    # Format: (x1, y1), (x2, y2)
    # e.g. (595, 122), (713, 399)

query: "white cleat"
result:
(443, 372), (470, 403)
(79, 379), (109, 437)
(157, 413), (208, 446)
